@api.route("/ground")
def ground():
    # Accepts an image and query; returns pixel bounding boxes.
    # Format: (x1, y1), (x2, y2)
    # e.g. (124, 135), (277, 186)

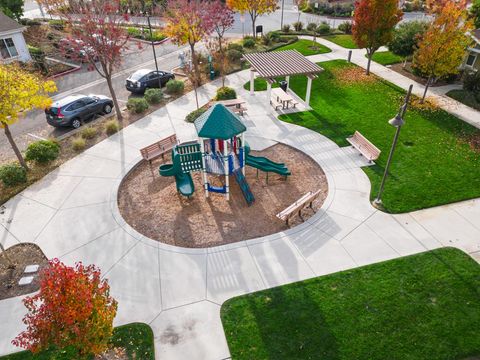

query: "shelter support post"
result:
(250, 69), (255, 95)
(306, 75), (316, 106)
(266, 80), (272, 109)
(286, 75), (290, 91)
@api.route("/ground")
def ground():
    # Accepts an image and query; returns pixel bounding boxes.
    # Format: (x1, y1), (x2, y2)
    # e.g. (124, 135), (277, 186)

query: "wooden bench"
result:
(346, 131), (381, 162)
(276, 189), (323, 227)
(140, 134), (177, 163)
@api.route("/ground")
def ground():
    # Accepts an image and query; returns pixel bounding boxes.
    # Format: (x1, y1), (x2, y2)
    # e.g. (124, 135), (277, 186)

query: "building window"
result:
(466, 54), (477, 67)
(0, 38), (18, 59)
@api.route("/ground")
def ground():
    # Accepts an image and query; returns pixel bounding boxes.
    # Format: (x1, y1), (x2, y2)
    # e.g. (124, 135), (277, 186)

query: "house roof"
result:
(473, 29), (480, 41)
(194, 104), (247, 140)
(243, 50), (324, 79)
(0, 12), (24, 34)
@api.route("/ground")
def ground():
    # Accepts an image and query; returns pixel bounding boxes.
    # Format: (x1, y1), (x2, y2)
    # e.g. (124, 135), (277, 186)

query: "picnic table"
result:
(215, 98), (247, 115)
(271, 88), (297, 110)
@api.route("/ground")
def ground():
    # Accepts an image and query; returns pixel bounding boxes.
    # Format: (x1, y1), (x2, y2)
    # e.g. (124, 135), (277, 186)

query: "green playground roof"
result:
(194, 104), (247, 140)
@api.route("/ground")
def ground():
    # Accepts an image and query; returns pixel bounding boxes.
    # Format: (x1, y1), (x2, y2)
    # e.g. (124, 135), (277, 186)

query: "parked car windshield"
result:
(130, 70), (150, 81)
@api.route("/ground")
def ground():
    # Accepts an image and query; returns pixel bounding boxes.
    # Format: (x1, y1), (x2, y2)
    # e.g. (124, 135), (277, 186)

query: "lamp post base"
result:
(373, 198), (382, 206)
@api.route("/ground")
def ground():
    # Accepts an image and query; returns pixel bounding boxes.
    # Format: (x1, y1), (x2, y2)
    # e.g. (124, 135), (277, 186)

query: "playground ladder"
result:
(233, 170), (255, 206)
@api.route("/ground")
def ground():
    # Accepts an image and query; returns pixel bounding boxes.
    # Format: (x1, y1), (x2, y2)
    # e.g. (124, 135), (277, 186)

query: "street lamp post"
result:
(146, 13), (162, 89)
(374, 84), (413, 205)
(280, 0), (285, 29)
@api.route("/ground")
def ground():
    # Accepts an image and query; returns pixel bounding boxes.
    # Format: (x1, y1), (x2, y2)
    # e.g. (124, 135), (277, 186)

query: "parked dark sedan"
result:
(45, 94), (113, 129)
(125, 69), (175, 94)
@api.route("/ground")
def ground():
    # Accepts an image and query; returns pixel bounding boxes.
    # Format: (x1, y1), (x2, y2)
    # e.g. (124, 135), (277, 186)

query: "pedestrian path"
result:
(0, 58), (479, 360)
(305, 36), (480, 130)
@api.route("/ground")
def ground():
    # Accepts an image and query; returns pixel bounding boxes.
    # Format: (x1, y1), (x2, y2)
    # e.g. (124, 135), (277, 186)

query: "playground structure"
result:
(159, 104), (291, 205)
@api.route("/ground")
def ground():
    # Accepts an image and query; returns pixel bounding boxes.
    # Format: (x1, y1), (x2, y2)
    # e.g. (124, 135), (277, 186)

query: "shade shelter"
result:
(243, 50), (324, 107)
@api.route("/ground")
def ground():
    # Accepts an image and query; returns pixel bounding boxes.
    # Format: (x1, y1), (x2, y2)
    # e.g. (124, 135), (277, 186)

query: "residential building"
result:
(0, 11), (31, 63)
(463, 29), (480, 71)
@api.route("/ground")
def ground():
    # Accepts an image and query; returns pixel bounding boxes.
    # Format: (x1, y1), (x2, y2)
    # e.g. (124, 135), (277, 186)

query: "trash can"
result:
(279, 80), (288, 92)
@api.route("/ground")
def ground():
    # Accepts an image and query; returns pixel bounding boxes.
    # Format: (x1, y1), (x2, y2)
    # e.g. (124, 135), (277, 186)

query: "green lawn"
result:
(447, 89), (480, 111)
(368, 51), (404, 65)
(243, 77), (280, 91)
(274, 39), (331, 56)
(322, 34), (358, 49)
(221, 248), (480, 360)
(1, 323), (155, 360)
(279, 60), (480, 213)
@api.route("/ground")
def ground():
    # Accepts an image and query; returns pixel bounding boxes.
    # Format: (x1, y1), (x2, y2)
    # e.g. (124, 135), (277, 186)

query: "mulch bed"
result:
(0, 243), (49, 300)
(118, 144), (328, 248)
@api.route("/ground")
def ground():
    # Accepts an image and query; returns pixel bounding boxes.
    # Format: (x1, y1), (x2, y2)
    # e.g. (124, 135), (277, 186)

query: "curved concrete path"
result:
(1, 60), (480, 360)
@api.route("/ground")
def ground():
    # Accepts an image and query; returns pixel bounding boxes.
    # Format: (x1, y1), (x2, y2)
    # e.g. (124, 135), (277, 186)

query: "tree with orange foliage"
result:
(164, 0), (215, 109)
(13, 259), (117, 357)
(226, 0), (276, 39)
(413, 0), (473, 101)
(352, 0), (403, 75)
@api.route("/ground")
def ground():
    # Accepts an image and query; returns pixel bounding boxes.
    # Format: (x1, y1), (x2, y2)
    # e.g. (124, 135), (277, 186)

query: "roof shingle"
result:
(0, 11), (24, 34)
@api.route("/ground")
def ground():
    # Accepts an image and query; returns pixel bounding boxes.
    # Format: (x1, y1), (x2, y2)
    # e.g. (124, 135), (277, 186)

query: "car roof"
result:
(52, 94), (87, 107)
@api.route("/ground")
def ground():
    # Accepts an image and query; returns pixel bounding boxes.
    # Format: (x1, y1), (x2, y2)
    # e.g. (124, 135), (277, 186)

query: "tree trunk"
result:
(190, 43), (200, 110)
(4, 124), (28, 170)
(105, 75), (123, 123)
(218, 36), (226, 87)
(0, 242), (15, 268)
(366, 51), (373, 75)
(251, 11), (256, 39)
(421, 76), (432, 103)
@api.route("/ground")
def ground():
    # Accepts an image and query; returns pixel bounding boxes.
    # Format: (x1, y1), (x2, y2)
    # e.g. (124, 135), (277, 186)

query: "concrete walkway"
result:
(1, 49), (480, 360)
(306, 36), (480, 130)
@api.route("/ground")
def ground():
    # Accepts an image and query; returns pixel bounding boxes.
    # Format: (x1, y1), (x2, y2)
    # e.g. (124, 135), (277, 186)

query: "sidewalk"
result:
(307, 36), (480, 130)
(0, 56), (479, 360)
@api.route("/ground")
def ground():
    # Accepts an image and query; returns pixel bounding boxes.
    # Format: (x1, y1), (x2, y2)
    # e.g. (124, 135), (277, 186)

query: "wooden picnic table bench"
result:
(346, 131), (381, 163)
(276, 189), (323, 227)
(140, 134), (178, 163)
(271, 88), (298, 110)
(215, 99), (247, 115)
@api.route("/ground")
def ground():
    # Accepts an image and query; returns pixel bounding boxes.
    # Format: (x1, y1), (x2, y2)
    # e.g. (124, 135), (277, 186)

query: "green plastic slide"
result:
(243, 141), (291, 177)
(159, 148), (195, 197)
(246, 156), (291, 176)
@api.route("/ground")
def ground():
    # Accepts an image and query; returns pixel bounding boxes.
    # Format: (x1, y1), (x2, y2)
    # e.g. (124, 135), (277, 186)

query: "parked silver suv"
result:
(45, 94), (113, 129)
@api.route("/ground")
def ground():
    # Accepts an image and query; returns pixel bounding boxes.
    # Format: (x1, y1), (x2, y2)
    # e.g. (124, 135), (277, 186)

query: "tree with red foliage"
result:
(352, 0), (403, 75)
(208, 1), (235, 87)
(13, 259), (117, 357)
(164, 0), (215, 108)
(55, 0), (131, 122)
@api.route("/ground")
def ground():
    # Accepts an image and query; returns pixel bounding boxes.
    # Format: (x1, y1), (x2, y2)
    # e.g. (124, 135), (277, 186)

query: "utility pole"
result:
(280, 0), (285, 29)
(146, 13), (162, 88)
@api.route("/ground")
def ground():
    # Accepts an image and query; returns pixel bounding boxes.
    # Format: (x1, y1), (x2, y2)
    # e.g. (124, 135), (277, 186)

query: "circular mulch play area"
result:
(118, 143), (328, 248)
